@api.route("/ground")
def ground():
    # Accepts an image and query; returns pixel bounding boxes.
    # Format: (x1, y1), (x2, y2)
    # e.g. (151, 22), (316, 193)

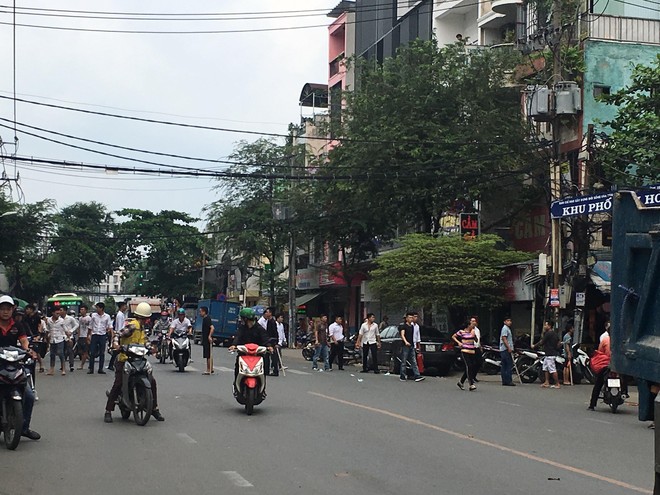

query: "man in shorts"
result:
(535, 321), (560, 388)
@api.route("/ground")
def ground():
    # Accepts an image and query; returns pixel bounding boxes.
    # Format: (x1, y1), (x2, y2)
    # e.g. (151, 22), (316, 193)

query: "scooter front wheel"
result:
(3, 399), (23, 450)
(245, 387), (256, 416)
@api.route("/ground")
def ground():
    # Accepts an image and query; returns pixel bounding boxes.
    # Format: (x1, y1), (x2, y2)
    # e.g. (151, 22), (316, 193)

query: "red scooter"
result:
(233, 343), (267, 415)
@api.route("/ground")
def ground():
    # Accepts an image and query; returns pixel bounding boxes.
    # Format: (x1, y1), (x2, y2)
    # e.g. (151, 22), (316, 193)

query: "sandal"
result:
(202, 372), (211, 375)
(649, 423), (655, 429)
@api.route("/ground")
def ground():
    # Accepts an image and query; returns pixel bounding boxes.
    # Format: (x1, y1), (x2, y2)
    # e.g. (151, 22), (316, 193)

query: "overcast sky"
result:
(0, 1), (334, 225)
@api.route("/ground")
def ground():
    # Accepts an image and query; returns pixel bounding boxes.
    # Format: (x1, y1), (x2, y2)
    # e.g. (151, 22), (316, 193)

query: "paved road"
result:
(0, 349), (653, 495)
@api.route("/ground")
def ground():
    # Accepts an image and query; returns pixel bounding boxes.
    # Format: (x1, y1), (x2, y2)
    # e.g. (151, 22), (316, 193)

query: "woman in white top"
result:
(46, 310), (69, 375)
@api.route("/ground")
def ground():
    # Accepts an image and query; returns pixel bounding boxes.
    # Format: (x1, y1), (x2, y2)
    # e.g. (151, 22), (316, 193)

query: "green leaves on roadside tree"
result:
(369, 234), (529, 310)
(598, 54), (660, 186)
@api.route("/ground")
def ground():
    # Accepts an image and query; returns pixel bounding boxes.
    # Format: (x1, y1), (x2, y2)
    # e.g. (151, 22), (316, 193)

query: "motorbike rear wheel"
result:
(132, 382), (153, 426)
(120, 404), (131, 420)
(245, 388), (255, 416)
(302, 348), (313, 361)
(3, 399), (24, 450)
(609, 400), (619, 414)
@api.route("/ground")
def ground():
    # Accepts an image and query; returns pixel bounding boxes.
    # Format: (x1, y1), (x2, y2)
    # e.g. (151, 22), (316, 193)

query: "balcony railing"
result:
(581, 13), (660, 45)
(329, 55), (343, 78)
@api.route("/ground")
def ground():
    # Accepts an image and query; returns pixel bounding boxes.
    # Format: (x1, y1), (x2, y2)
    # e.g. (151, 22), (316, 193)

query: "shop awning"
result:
(295, 292), (322, 307)
(590, 261), (611, 293)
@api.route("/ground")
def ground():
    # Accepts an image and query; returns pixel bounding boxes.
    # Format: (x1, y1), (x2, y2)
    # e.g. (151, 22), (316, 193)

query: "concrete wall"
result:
(583, 40), (660, 131)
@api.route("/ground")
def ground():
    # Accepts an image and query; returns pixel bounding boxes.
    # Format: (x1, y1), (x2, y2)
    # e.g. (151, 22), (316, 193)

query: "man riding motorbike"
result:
(152, 310), (171, 360)
(0, 295), (40, 440)
(168, 308), (192, 364)
(104, 302), (164, 423)
(229, 308), (272, 386)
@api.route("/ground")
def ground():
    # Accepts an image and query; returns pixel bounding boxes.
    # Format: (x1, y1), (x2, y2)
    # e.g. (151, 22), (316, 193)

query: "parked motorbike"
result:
(555, 344), (595, 384)
(114, 344), (153, 426)
(302, 342), (314, 361)
(233, 343), (267, 415)
(481, 344), (502, 375)
(601, 369), (627, 413)
(0, 346), (29, 450)
(342, 335), (361, 365)
(171, 331), (191, 372)
(515, 349), (543, 383)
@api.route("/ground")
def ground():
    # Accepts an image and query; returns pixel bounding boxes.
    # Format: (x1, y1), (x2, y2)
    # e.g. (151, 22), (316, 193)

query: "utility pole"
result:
(550, 0), (563, 328)
(288, 232), (296, 349)
(200, 242), (206, 300)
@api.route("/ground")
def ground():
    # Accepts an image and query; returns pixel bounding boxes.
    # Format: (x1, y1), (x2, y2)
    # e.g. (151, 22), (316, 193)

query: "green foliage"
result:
(598, 55), (660, 186)
(50, 202), (115, 287)
(206, 138), (300, 304)
(327, 40), (541, 233)
(114, 209), (203, 297)
(369, 234), (530, 309)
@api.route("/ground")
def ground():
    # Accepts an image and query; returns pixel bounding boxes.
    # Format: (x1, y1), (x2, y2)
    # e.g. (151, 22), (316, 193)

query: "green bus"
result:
(46, 293), (84, 316)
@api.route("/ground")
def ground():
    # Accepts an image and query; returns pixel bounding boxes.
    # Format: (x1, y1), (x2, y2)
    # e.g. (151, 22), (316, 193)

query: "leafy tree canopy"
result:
(114, 209), (203, 297)
(369, 233), (530, 309)
(599, 54), (660, 186)
(326, 40), (542, 233)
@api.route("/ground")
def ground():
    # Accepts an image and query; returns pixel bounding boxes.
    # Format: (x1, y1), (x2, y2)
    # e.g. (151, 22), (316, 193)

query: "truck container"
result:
(193, 299), (241, 347)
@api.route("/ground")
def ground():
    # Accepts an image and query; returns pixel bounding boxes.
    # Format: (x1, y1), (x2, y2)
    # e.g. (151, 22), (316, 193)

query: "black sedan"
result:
(373, 325), (458, 376)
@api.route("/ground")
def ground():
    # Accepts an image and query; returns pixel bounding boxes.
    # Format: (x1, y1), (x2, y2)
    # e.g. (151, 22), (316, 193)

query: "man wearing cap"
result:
(0, 295), (41, 440)
(168, 308), (192, 364)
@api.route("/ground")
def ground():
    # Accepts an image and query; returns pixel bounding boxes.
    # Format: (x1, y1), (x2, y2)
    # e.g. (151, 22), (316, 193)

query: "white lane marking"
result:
(215, 366), (233, 372)
(585, 418), (614, 425)
(286, 369), (311, 375)
(221, 471), (253, 487)
(176, 433), (197, 444)
(497, 401), (521, 407)
(186, 367), (201, 372)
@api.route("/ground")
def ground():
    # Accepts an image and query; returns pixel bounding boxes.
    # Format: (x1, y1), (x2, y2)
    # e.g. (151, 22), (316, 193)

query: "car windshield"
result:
(420, 327), (449, 342)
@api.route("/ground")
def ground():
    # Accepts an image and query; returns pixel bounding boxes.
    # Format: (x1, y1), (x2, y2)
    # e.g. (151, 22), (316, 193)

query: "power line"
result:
(0, 95), (526, 147)
(0, 118), (546, 174)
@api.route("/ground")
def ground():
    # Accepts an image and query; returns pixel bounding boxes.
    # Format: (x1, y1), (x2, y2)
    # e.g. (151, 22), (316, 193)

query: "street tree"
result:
(369, 234), (529, 322)
(114, 209), (203, 298)
(1, 195), (55, 300)
(327, 40), (544, 233)
(50, 202), (116, 288)
(598, 54), (660, 186)
(206, 138), (301, 306)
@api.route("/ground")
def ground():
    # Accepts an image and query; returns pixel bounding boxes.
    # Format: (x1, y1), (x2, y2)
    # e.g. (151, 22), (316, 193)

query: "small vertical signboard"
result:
(550, 288), (560, 307)
(460, 213), (480, 239)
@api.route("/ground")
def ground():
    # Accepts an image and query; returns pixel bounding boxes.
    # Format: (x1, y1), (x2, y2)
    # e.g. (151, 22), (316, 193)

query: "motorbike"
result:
(601, 368), (627, 413)
(156, 328), (170, 365)
(0, 346), (30, 450)
(555, 343), (596, 384)
(114, 344), (154, 426)
(233, 343), (267, 415)
(171, 331), (191, 372)
(481, 344), (502, 375)
(302, 342), (315, 361)
(342, 335), (361, 365)
(515, 349), (543, 383)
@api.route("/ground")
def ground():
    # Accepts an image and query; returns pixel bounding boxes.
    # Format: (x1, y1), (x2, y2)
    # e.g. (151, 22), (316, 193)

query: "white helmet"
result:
(134, 302), (152, 318)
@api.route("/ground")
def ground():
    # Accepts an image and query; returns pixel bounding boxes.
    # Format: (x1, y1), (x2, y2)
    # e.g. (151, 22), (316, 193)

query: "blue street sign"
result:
(550, 185), (660, 219)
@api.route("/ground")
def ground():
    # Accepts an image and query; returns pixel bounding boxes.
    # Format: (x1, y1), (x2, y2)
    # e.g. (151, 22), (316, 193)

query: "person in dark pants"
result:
(356, 313), (381, 373)
(500, 317), (516, 386)
(104, 302), (164, 423)
(259, 307), (279, 376)
(328, 315), (345, 371)
(588, 331), (611, 410)
(88, 302), (112, 374)
(453, 320), (478, 390)
(200, 306), (214, 375)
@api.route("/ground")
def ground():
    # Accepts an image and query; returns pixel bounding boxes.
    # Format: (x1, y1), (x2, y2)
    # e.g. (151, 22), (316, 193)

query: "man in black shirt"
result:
(398, 312), (424, 382)
(534, 321), (561, 388)
(230, 307), (271, 382)
(200, 306), (214, 375)
(0, 296), (40, 440)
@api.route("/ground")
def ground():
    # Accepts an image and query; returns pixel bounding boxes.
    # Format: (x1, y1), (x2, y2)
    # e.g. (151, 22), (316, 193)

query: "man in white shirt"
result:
(356, 313), (381, 374)
(87, 302), (113, 374)
(412, 312), (421, 351)
(46, 308), (68, 376)
(470, 316), (482, 382)
(327, 315), (345, 371)
(61, 307), (80, 372)
(107, 302), (127, 370)
(168, 308), (192, 363)
(77, 305), (92, 370)
(275, 313), (287, 372)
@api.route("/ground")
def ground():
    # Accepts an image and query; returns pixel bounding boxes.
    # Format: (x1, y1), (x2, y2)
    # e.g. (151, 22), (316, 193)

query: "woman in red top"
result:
(588, 332), (611, 410)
